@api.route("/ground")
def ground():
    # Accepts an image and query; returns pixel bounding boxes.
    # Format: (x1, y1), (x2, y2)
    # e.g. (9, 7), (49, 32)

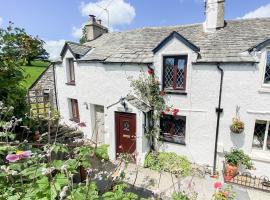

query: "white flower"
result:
(11, 170), (18, 176)
(0, 165), (6, 171)
(60, 165), (67, 172)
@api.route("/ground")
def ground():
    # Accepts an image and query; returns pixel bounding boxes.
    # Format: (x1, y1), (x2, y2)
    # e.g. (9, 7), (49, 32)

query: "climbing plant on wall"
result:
(131, 68), (170, 150)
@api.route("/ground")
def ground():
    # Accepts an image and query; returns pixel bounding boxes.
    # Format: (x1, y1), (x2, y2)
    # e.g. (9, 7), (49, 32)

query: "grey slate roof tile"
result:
(80, 18), (270, 63)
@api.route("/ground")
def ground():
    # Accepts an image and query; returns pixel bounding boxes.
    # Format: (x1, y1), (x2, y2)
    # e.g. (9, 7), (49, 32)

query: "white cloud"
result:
(241, 4), (270, 19)
(0, 17), (3, 27)
(72, 25), (83, 38)
(44, 40), (65, 60)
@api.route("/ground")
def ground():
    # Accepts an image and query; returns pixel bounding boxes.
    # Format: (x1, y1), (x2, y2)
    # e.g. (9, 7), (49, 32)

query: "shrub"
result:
(172, 191), (190, 200)
(225, 149), (253, 169)
(144, 152), (190, 176)
(95, 144), (109, 161)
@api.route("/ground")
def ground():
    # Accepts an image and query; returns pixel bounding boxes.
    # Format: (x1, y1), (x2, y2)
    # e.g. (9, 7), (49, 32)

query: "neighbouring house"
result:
(53, 0), (270, 176)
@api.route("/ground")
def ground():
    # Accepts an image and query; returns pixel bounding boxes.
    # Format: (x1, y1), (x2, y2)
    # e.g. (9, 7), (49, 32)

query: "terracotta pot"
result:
(225, 163), (238, 179)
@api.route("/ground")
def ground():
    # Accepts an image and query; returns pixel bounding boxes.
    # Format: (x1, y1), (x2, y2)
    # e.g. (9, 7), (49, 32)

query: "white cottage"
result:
(53, 0), (270, 176)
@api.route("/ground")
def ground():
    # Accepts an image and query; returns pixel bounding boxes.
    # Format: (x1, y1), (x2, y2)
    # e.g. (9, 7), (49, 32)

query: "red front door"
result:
(115, 112), (136, 156)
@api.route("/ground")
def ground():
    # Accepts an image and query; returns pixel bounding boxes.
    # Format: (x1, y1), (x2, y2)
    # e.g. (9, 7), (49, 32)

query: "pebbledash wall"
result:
(55, 40), (270, 176)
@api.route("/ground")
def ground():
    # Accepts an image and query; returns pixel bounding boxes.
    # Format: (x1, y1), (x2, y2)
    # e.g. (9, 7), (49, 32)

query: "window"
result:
(264, 51), (270, 84)
(252, 120), (270, 151)
(163, 56), (187, 91)
(67, 58), (75, 84)
(160, 115), (186, 145)
(70, 99), (80, 122)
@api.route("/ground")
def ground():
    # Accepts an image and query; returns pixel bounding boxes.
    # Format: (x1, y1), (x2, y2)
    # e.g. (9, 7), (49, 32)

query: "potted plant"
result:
(230, 117), (244, 134)
(224, 149), (253, 181)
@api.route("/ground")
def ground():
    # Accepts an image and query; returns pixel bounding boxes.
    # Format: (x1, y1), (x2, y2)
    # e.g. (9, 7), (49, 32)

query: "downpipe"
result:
(213, 63), (224, 175)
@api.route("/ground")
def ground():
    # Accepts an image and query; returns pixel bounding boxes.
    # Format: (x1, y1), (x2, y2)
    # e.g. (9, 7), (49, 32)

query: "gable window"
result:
(160, 115), (186, 145)
(264, 51), (270, 84)
(252, 120), (270, 151)
(67, 58), (75, 85)
(69, 99), (80, 122)
(163, 56), (187, 91)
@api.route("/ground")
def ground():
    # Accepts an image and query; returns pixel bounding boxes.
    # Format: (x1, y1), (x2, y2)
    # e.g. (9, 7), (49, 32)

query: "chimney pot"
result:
(97, 19), (102, 25)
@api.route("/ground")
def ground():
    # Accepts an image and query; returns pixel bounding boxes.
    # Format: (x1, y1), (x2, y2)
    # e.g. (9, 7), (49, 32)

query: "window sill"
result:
(258, 87), (270, 93)
(164, 89), (187, 95)
(66, 82), (76, 86)
(70, 118), (80, 123)
(251, 149), (270, 163)
(159, 137), (186, 146)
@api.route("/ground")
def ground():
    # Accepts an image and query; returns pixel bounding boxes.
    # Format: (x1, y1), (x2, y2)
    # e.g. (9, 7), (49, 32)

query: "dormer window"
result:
(163, 56), (187, 91)
(264, 51), (270, 84)
(67, 58), (75, 85)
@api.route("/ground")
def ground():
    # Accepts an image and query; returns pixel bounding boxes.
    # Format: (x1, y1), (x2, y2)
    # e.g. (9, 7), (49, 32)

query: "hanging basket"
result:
(230, 118), (244, 134)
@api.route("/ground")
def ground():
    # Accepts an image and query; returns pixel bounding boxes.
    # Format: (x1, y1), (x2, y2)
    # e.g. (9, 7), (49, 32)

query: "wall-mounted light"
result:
(120, 97), (127, 110)
(83, 102), (89, 110)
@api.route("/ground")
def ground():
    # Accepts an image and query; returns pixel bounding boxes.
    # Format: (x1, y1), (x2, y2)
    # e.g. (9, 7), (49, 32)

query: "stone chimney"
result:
(204, 0), (225, 32)
(85, 15), (108, 41)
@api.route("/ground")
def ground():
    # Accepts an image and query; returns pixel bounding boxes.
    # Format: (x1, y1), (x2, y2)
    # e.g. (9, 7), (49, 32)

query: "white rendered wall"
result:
(55, 42), (270, 176)
(54, 49), (149, 161)
(154, 38), (270, 176)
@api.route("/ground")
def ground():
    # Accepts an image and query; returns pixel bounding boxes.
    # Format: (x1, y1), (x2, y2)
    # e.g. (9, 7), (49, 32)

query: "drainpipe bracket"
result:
(216, 108), (223, 113)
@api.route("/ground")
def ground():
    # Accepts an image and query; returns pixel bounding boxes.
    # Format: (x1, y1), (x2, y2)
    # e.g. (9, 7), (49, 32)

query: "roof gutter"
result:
(213, 63), (224, 175)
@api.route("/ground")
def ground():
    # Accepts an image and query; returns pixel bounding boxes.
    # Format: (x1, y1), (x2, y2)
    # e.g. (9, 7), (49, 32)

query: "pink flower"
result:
(19, 150), (32, 158)
(214, 182), (222, 189)
(6, 150), (32, 163)
(6, 154), (20, 162)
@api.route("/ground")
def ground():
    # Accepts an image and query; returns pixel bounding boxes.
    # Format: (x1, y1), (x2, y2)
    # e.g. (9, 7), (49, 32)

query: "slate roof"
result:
(60, 41), (91, 58)
(126, 95), (151, 112)
(80, 18), (270, 63)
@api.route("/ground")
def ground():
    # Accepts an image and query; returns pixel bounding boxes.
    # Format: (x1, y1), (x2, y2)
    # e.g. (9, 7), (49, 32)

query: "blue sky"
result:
(1, 0), (270, 58)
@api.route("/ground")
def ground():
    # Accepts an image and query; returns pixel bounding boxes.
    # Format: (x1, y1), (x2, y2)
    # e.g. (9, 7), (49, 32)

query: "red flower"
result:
(165, 107), (170, 112)
(214, 182), (222, 189)
(147, 68), (154, 75)
(160, 111), (165, 116)
(173, 108), (179, 113)
(172, 108), (180, 117)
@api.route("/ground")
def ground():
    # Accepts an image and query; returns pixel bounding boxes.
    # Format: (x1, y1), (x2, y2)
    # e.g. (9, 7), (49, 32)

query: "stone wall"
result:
(30, 64), (57, 109)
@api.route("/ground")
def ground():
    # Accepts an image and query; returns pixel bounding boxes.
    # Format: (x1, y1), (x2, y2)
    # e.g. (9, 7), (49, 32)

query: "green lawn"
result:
(21, 60), (50, 89)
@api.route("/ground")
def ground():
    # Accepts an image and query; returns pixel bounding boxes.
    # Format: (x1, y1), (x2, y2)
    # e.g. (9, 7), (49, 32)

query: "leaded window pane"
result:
(267, 123), (270, 151)
(160, 115), (186, 145)
(252, 120), (266, 149)
(176, 59), (185, 88)
(264, 52), (270, 84)
(163, 56), (187, 90)
(164, 58), (174, 88)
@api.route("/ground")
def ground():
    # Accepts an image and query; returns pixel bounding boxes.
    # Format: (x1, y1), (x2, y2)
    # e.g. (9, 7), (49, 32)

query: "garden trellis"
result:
(27, 89), (55, 118)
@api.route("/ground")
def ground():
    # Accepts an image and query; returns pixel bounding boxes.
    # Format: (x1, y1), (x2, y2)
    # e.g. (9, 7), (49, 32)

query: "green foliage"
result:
(0, 22), (42, 117)
(131, 71), (167, 149)
(79, 26), (88, 44)
(95, 144), (109, 161)
(144, 152), (191, 176)
(172, 191), (190, 200)
(102, 184), (138, 200)
(225, 149), (253, 169)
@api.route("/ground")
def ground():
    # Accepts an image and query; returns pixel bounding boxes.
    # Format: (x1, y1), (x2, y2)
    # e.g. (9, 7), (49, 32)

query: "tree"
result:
(20, 34), (49, 65)
(0, 22), (29, 116)
(79, 26), (87, 44)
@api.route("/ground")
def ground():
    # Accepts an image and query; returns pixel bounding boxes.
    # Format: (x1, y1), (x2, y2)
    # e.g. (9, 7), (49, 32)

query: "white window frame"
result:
(261, 50), (270, 90)
(253, 120), (270, 151)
